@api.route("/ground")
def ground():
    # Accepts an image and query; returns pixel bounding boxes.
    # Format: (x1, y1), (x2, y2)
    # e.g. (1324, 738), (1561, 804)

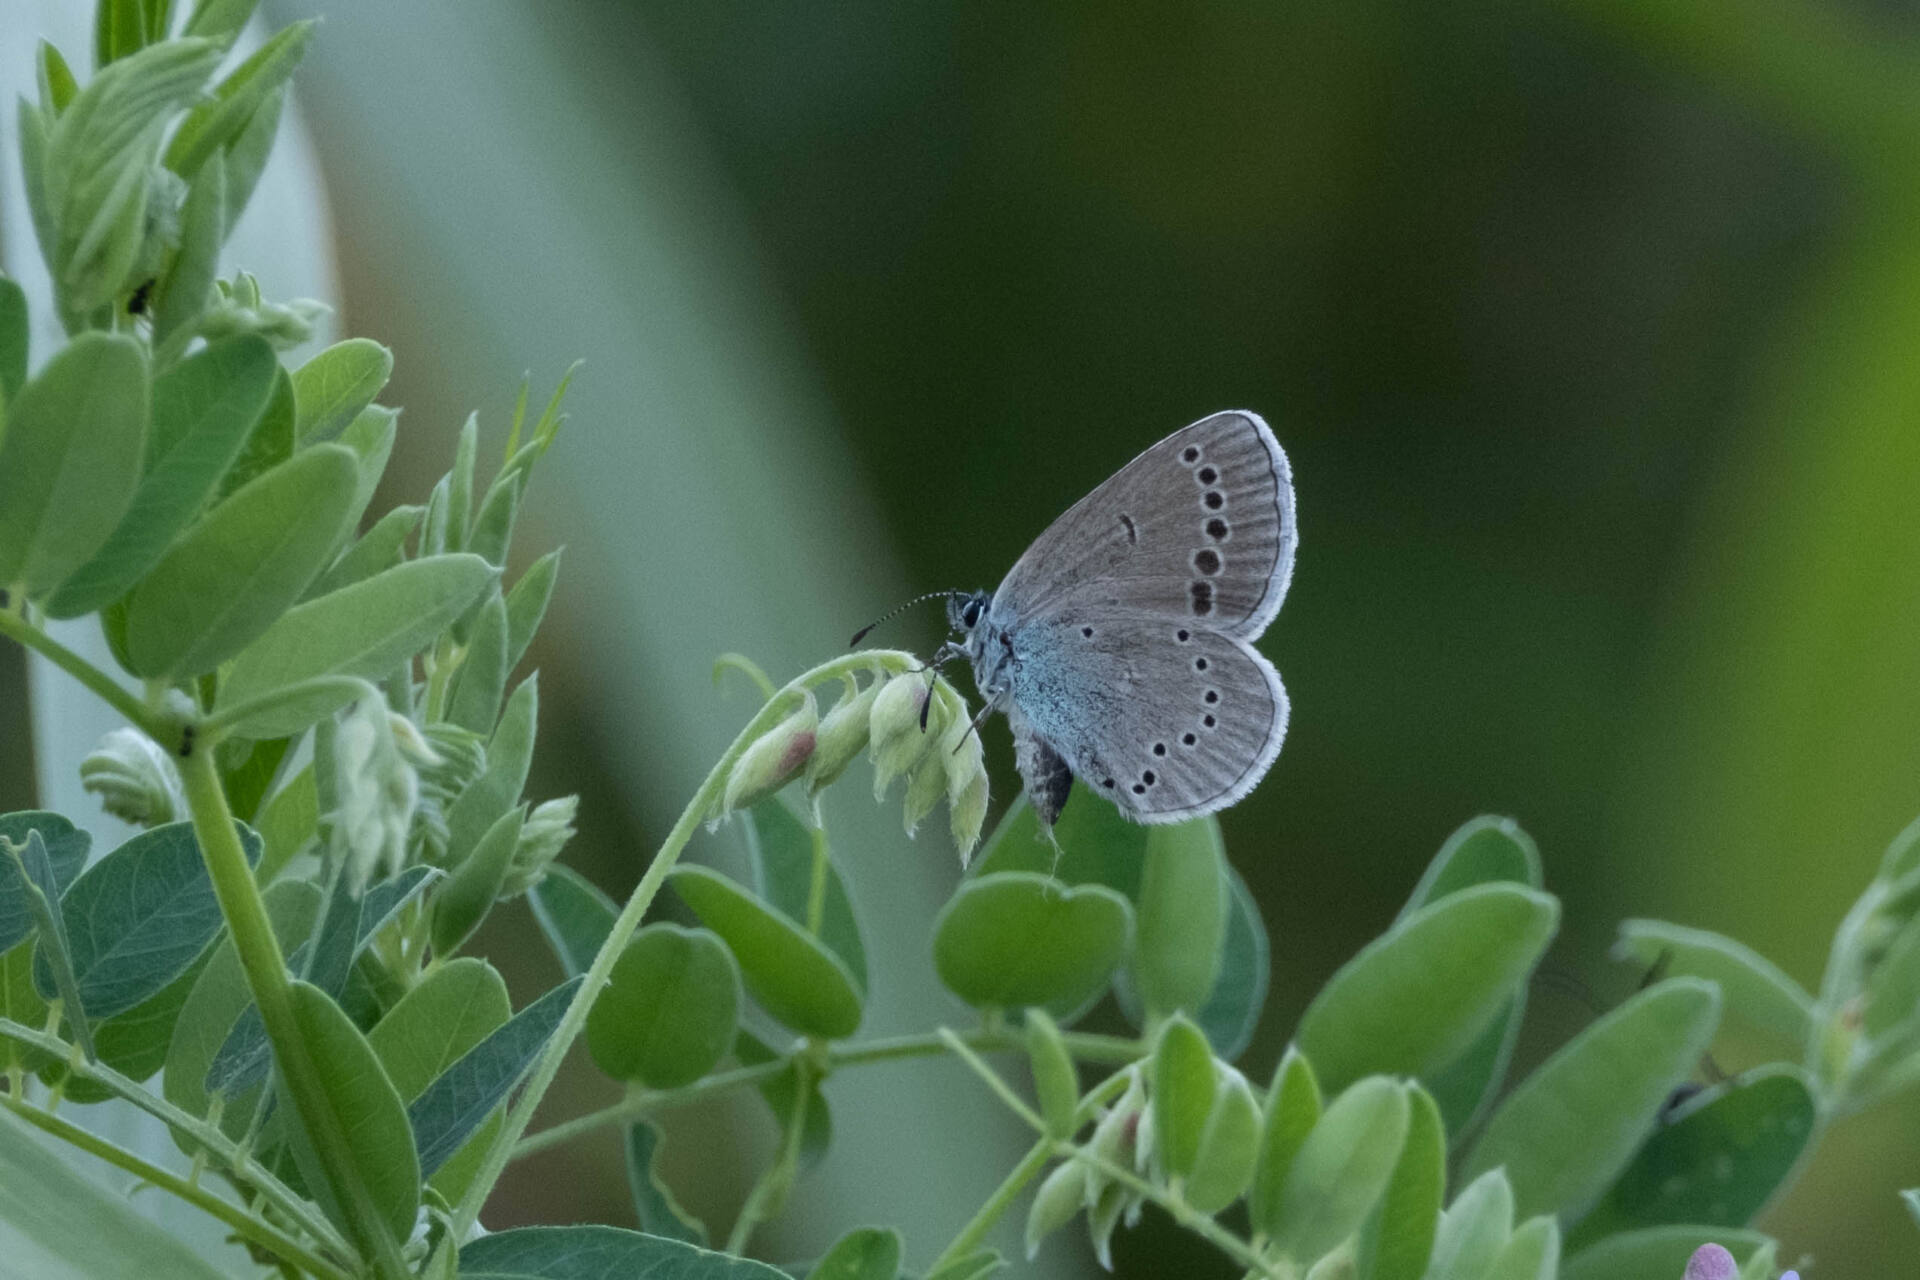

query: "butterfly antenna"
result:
(849, 591), (962, 648)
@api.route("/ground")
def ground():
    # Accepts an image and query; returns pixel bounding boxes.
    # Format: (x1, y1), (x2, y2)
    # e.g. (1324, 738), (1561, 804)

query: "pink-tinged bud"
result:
(1684, 1245), (1737, 1280)
(805, 677), (880, 796)
(721, 692), (818, 815)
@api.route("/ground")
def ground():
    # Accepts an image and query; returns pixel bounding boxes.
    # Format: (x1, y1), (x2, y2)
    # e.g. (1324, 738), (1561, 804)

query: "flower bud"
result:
(902, 753), (947, 836)
(722, 692), (818, 815)
(805, 678), (880, 796)
(1024, 1159), (1087, 1259)
(1086, 1179), (1128, 1271)
(79, 728), (183, 827)
(947, 721), (989, 865)
(333, 697), (419, 891)
(868, 676), (937, 796)
(499, 795), (578, 897)
(1684, 1245), (1738, 1280)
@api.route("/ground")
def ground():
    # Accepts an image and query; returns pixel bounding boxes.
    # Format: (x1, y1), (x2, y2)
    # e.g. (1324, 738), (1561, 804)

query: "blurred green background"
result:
(12, 0), (1920, 1274)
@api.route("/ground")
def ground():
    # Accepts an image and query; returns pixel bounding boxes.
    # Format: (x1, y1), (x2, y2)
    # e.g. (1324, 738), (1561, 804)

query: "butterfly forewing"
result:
(990, 410), (1296, 641)
(1003, 611), (1289, 823)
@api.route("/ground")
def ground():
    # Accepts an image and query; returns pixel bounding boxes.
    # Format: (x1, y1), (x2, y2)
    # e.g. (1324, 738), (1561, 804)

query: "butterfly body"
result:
(949, 410), (1297, 826)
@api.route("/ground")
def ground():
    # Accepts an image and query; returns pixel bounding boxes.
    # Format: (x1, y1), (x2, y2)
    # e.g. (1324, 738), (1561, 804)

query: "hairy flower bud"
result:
(805, 678), (880, 796)
(79, 728), (184, 827)
(499, 795), (579, 898)
(333, 697), (419, 891)
(868, 675), (938, 796)
(722, 692), (818, 815)
(946, 719), (989, 864)
(1024, 1158), (1088, 1260)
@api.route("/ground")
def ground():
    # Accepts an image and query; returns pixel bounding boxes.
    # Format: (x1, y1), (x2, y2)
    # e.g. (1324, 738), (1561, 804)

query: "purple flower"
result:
(1685, 1244), (1737, 1280)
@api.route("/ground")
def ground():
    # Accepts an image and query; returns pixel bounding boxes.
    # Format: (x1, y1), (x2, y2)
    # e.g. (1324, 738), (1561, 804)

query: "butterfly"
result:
(945, 410), (1296, 826)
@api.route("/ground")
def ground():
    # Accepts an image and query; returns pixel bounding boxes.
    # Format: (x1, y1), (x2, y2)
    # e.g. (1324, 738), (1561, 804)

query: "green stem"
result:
(197, 674), (378, 744)
(725, 1059), (813, 1255)
(0, 608), (159, 735)
(939, 1026), (1046, 1132)
(439, 650), (919, 1266)
(804, 821), (830, 937)
(510, 1061), (788, 1161)
(177, 746), (411, 1280)
(1065, 1146), (1286, 1279)
(927, 1135), (1053, 1273)
(0, 1094), (351, 1280)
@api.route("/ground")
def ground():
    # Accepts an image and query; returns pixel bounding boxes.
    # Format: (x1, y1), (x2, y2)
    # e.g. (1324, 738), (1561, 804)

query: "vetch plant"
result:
(1, 4), (1918, 1279)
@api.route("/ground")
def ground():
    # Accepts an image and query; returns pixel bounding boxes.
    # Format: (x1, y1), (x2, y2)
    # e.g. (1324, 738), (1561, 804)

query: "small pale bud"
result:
(333, 697), (419, 891)
(1024, 1159), (1087, 1259)
(946, 722), (989, 864)
(805, 678), (880, 795)
(388, 713), (443, 767)
(1685, 1245), (1738, 1280)
(901, 753), (947, 836)
(1085, 1179), (1128, 1272)
(1026, 1008), (1080, 1140)
(868, 676), (937, 796)
(722, 692), (818, 815)
(499, 795), (578, 897)
(79, 728), (184, 827)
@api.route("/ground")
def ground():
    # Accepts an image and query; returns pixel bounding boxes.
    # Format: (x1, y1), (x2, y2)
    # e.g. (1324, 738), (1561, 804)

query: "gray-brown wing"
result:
(1004, 611), (1288, 824)
(991, 410), (1297, 642)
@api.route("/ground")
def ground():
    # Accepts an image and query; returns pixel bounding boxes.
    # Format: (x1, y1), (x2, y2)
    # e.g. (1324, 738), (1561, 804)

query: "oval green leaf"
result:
(972, 789), (1147, 899)
(123, 443), (359, 678)
(1397, 815), (1541, 922)
(1488, 1216), (1560, 1280)
(624, 1121), (708, 1245)
(1269, 1076), (1411, 1266)
(1297, 883), (1560, 1096)
(743, 798), (867, 996)
(1423, 1167), (1513, 1280)
(1613, 919), (1813, 1046)
(1194, 862), (1270, 1060)
(1463, 977), (1723, 1224)
(1151, 1015), (1217, 1182)
(1132, 817), (1227, 1020)
(461, 1225), (790, 1279)
(1250, 1047), (1323, 1240)
(806, 1227), (903, 1280)
(1185, 1068), (1262, 1214)
(1559, 1226), (1771, 1280)
(431, 804), (525, 957)
(932, 872), (1132, 1014)
(587, 924), (741, 1088)
(291, 338), (392, 444)
(0, 812), (90, 953)
(1358, 1083), (1446, 1280)
(528, 863), (616, 979)
(671, 865), (862, 1039)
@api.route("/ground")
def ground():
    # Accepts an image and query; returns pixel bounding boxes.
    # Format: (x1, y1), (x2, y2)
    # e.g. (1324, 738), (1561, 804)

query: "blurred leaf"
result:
(1, 942), (55, 1074)
(1357, 1083), (1445, 1280)
(281, 978), (419, 1251)
(1862, 912), (1920, 1041)
(624, 1120), (707, 1245)
(447, 589), (510, 734)
(670, 865), (861, 1039)
(805, 1227), (902, 1280)
(1487, 1216), (1559, 1280)
(0, 276), (26, 403)
(1268, 1077), (1410, 1266)
(743, 798), (867, 996)
(217, 361), (292, 499)
(1398, 816), (1541, 922)
(36, 41), (78, 116)
(79, 946), (211, 1090)
(1185, 1068), (1262, 1214)
(4, 832), (92, 1058)
(432, 804), (525, 957)
(95, 0), (149, 66)
(445, 414), (478, 549)
(1297, 884), (1560, 1096)
(337, 404), (398, 536)
(217, 734), (286, 824)
(255, 763), (316, 883)
(1558, 1226), (1770, 1280)
(1131, 817), (1227, 1020)
(33, 820), (259, 1021)
(467, 475), (521, 570)
(0, 332), (146, 598)
(163, 21), (313, 180)
(218, 553), (497, 737)
(291, 338), (391, 444)
(151, 149), (222, 346)
(1422, 1168), (1513, 1280)
(1614, 919), (1813, 1046)
(528, 863), (617, 979)
(587, 924), (740, 1088)
(1150, 1015), (1216, 1182)
(1464, 978), (1722, 1224)
(972, 790), (1146, 899)
(461, 1225), (790, 1279)
(181, 0), (259, 50)
(932, 872), (1131, 1015)
(1250, 1047), (1322, 1241)
(444, 675), (538, 866)
(123, 444), (358, 678)
(1568, 1066), (1816, 1247)
(923, 1251), (1004, 1280)
(1024, 1008), (1078, 1139)
(43, 334), (273, 618)
(0, 812), (90, 954)
(504, 547), (562, 671)
(0, 1105), (231, 1280)
(736, 1029), (833, 1172)
(1193, 863), (1269, 1060)
(307, 504), (423, 600)
(368, 956), (510, 1203)
(408, 976), (583, 1177)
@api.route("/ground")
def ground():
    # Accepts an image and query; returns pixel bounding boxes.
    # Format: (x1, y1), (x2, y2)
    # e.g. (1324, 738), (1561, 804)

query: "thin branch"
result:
(0, 609), (158, 735)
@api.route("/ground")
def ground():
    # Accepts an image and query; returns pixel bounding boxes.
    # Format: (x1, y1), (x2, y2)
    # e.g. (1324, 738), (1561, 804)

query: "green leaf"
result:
(182, 0), (260, 50)
(1185, 1067), (1263, 1214)
(972, 789), (1147, 899)
(1269, 1077), (1411, 1266)
(528, 863), (616, 979)
(805, 1228), (902, 1280)
(1558, 1226), (1770, 1280)
(587, 924), (740, 1088)
(505, 547), (563, 670)
(1397, 816), (1541, 922)
(4, 831), (94, 1058)
(736, 1028), (833, 1172)
(280, 978), (420, 1253)
(1487, 1216), (1559, 1280)
(923, 1250), (1005, 1280)
(444, 675), (538, 866)
(624, 1120), (708, 1245)
(291, 339), (391, 444)
(461, 1225), (791, 1279)
(932, 872), (1132, 1014)
(1423, 987), (1526, 1146)
(671, 865), (863, 1039)
(0, 277), (26, 404)
(1, 941), (55, 1074)
(408, 976), (584, 1176)
(0, 1105), (233, 1280)
(447, 588), (510, 733)
(1463, 977), (1722, 1224)
(219, 83), (283, 230)
(1863, 912), (1920, 1041)
(1131, 817), (1227, 1020)
(33, 820), (259, 1021)
(0, 813), (90, 954)
(1296, 883), (1560, 1097)
(218, 553), (497, 737)
(338, 404), (398, 534)
(163, 21), (313, 180)
(36, 40), (79, 115)
(743, 798), (868, 996)
(152, 150), (223, 346)
(256, 763), (317, 883)
(306, 504), (423, 601)
(0, 332), (147, 597)
(446, 414), (479, 549)
(42, 334), (274, 618)
(1024, 1007), (1079, 1139)
(432, 804), (525, 957)
(1357, 1083), (1446, 1280)
(466, 475), (521, 569)
(123, 443), (359, 678)
(369, 955), (511, 1203)
(95, 0), (148, 66)
(1613, 919), (1812, 1046)
(1151, 1015), (1217, 1181)
(1250, 1047), (1323, 1240)
(1422, 1168), (1513, 1280)
(216, 361), (292, 499)
(1567, 1066), (1816, 1247)
(1194, 862), (1269, 1059)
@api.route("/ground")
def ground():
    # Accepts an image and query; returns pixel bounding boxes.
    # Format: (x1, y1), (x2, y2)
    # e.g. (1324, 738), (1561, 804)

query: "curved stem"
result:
(197, 674), (378, 744)
(0, 608), (158, 736)
(725, 1058), (813, 1255)
(1066, 1146), (1288, 1279)
(510, 1061), (788, 1161)
(0, 1094), (351, 1280)
(927, 1135), (1052, 1273)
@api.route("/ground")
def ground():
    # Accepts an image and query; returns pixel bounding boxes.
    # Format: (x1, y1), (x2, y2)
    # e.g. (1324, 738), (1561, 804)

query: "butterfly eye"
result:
(961, 599), (982, 628)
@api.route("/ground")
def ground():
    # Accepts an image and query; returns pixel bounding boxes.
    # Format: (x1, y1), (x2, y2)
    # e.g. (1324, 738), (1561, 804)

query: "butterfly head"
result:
(946, 589), (991, 636)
